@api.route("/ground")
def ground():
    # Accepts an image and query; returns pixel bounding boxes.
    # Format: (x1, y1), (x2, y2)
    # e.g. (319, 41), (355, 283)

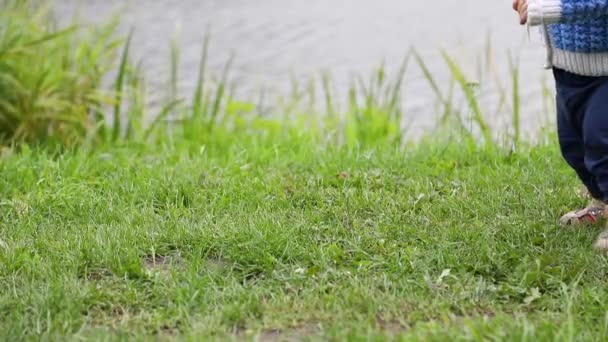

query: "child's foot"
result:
(593, 230), (608, 252)
(559, 199), (608, 226)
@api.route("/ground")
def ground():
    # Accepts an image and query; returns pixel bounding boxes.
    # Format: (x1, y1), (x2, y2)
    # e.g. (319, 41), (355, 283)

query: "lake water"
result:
(54, 0), (552, 138)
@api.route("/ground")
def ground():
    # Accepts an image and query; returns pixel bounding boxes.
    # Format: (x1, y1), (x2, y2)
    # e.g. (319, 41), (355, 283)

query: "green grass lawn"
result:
(1, 140), (607, 341)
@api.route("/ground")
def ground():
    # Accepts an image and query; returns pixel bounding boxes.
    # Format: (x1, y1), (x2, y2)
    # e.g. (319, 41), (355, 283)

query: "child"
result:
(514, 0), (608, 251)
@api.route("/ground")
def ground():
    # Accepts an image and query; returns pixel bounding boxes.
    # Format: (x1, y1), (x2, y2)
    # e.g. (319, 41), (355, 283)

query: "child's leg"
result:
(585, 88), (608, 249)
(582, 78), (608, 202)
(553, 68), (608, 226)
(554, 69), (603, 200)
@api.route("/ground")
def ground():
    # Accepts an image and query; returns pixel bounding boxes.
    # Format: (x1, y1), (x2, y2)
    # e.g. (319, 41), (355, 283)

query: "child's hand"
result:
(513, 0), (528, 25)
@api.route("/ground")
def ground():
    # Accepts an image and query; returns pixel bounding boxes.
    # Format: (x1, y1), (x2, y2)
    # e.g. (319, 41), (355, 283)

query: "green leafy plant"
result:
(0, 0), (122, 146)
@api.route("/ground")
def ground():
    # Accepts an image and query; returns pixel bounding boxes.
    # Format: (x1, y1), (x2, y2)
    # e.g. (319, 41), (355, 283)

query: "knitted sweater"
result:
(528, 0), (608, 76)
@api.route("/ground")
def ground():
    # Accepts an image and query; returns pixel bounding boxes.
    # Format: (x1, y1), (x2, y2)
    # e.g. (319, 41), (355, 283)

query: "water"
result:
(54, 0), (552, 137)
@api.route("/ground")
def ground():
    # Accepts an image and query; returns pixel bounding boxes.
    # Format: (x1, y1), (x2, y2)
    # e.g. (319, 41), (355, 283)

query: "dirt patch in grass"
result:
(158, 323), (180, 337)
(144, 255), (171, 271)
(376, 315), (409, 336)
(143, 253), (231, 276)
(239, 323), (319, 342)
(205, 257), (231, 272)
(84, 268), (114, 281)
(143, 253), (184, 274)
(86, 304), (129, 329)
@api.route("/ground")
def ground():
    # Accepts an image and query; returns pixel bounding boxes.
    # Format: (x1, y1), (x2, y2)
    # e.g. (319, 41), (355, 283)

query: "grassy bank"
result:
(1, 140), (607, 341)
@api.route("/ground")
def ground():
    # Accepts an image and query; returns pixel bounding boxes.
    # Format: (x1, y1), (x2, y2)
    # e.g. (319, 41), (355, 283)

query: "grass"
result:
(2, 137), (608, 341)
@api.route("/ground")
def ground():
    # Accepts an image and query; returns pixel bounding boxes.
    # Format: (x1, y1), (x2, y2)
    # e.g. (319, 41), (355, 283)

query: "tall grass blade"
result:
(208, 53), (234, 131)
(439, 77), (456, 125)
(508, 53), (520, 148)
(304, 78), (315, 111)
(413, 49), (445, 103)
(388, 53), (410, 121)
(442, 50), (492, 145)
(192, 34), (209, 120)
(112, 29), (133, 142)
(144, 100), (182, 141)
(169, 33), (180, 103)
(484, 30), (493, 73)
(321, 71), (334, 118)
(125, 61), (146, 140)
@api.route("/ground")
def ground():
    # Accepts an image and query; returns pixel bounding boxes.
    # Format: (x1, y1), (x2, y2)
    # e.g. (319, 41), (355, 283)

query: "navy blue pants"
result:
(555, 67), (608, 202)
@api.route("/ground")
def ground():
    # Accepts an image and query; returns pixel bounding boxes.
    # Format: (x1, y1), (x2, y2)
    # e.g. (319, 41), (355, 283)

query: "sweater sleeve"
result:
(528, 0), (608, 26)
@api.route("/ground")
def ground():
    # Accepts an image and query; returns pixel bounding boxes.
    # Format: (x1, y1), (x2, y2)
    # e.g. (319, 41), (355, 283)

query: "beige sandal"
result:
(559, 199), (607, 226)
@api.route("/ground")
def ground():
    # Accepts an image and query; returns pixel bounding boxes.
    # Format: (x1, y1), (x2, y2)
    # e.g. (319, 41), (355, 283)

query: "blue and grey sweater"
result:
(528, 0), (608, 75)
